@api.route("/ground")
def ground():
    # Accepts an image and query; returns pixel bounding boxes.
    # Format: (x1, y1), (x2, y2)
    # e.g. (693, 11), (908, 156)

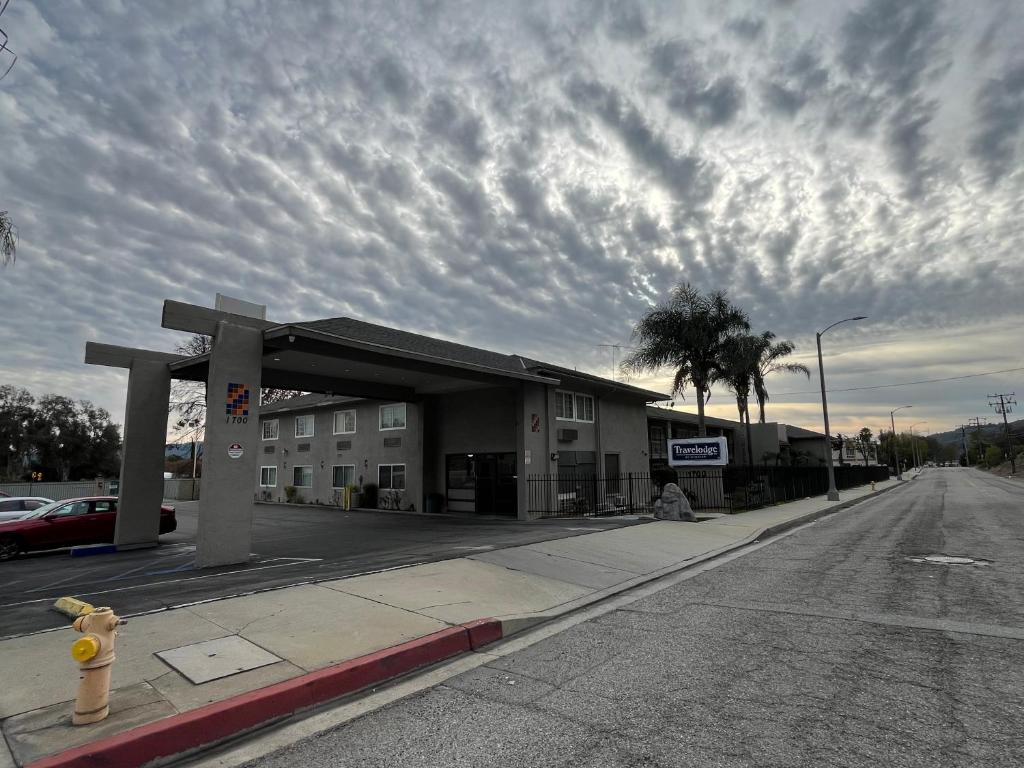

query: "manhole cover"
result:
(906, 554), (990, 566)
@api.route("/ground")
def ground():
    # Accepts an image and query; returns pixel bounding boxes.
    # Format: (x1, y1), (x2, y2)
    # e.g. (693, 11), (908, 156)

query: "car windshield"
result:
(18, 499), (72, 520)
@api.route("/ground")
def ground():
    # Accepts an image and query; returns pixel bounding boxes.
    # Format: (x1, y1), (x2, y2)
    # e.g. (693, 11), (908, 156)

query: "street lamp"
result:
(816, 315), (868, 501)
(909, 421), (927, 470)
(890, 405), (913, 480)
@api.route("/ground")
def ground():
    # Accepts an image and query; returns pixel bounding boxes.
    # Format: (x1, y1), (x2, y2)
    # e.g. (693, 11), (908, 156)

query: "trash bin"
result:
(426, 493), (444, 514)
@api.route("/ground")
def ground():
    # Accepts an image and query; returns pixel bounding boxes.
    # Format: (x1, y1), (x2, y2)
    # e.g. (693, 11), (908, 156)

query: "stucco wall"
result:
(257, 399), (422, 508)
(598, 395), (650, 475)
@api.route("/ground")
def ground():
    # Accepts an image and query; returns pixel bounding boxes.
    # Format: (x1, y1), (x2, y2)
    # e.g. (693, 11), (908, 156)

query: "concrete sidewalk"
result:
(0, 479), (898, 767)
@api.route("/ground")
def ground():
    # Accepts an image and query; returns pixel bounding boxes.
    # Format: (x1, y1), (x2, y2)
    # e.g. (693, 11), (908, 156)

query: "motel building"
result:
(86, 295), (667, 569)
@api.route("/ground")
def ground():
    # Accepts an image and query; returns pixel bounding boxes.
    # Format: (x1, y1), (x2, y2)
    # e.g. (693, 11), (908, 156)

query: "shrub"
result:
(284, 485), (303, 504)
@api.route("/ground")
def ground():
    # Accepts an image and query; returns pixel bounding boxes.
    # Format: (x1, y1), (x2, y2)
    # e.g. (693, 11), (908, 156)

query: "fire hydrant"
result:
(70, 607), (125, 725)
(871, 480), (877, 491)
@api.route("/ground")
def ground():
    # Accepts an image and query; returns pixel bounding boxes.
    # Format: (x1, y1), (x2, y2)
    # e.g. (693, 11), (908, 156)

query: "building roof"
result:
(784, 424), (826, 440)
(294, 316), (669, 401)
(645, 406), (743, 431)
(260, 393), (359, 416)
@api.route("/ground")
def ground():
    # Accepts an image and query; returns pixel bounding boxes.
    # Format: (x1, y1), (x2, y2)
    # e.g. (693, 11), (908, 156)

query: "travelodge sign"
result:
(668, 437), (729, 467)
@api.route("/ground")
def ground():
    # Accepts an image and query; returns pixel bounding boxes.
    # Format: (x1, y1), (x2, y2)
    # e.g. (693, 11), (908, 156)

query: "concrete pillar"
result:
(114, 359), (172, 548)
(197, 321), (263, 568)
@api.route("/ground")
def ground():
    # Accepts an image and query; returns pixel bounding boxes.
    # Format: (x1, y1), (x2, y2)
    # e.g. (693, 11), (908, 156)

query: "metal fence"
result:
(527, 464), (891, 518)
(0, 480), (112, 501)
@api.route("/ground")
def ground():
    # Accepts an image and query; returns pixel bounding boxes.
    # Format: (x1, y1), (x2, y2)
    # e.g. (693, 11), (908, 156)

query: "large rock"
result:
(653, 482), (696, 522)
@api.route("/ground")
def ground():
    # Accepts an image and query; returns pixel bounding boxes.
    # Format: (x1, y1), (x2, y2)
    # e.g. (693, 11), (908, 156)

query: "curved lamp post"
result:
(817, 316), (867, 501)
(890, 405), (913, 480)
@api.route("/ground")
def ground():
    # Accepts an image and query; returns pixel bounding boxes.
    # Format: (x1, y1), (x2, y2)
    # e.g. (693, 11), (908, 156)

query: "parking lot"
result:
(0, 502), (646, 638)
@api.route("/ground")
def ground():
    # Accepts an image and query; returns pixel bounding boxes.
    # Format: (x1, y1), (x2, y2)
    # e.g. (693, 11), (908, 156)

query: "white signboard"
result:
(667, 437), (729, 467)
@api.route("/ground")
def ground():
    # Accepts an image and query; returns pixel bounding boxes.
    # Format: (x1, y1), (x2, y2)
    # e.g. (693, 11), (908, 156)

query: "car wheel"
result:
(0, 535), (22, 561)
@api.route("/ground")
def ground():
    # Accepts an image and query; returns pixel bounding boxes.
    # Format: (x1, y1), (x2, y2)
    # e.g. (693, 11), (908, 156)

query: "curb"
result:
(27, 620), (503, 768)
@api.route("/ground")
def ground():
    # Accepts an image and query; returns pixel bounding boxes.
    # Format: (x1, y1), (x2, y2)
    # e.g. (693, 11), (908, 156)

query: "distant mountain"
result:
(930, 419), (1024, 446)
(165, 442), (203, 459)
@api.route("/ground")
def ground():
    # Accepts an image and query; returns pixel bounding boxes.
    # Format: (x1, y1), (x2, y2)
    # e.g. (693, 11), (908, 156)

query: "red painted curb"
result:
(462, 618), (503, 650)
(28, 621), (500, 768)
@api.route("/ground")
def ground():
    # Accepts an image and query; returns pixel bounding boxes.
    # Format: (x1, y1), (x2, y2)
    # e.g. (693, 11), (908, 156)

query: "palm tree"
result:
(622, 284), (749, 436)
(719, 333), (764, 465)
(1, 211), (16, 267)
(751, 334), (810, 423)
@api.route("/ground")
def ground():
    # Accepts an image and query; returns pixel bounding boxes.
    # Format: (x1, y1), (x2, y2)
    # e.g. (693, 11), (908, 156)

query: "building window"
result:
(555, 390), (574, 420)
(556, 390), (594, 422)
(332, 465), (355, 488)
(262, 419), (279, 440)
(333, 410), (356, 435)
(379, 403), (407, 431)
(295, 414), (314, 438)
(260, 466), (278, 487)
(378, 464), (406, 490)
(292, 465), (313, 487)
(575, 393), (594, 422)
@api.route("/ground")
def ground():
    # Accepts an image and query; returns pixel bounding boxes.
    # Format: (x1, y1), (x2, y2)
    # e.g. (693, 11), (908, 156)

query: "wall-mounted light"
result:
(551, 452), (559, 462)
(288, 335), (296, 343)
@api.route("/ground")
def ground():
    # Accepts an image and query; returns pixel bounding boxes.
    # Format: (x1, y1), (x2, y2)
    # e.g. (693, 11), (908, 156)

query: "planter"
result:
(350, 492), (363, 509)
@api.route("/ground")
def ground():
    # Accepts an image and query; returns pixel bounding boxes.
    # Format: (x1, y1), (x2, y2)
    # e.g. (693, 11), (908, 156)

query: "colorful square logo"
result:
(226, 383), (250, 416)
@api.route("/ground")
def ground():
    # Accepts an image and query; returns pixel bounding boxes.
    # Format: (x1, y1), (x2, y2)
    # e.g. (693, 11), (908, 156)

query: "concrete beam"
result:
(114, 359), (172, 548)
(85, 342), (185, 369)
(161, 300), (275, 336)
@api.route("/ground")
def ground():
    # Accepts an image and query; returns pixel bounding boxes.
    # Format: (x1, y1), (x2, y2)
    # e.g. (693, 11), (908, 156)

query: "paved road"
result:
(0, 502), (644, 637)
(245, 468), (1024, 768)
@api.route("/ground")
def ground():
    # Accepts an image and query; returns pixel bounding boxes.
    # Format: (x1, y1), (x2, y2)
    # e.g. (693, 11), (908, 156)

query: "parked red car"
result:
(0, 496), (176, 560)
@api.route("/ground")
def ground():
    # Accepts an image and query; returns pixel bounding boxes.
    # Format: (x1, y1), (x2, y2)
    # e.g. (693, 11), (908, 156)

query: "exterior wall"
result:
(598, 395), (649, 475)
(257, 399), (422, 509)
(748, 423), (788, 465)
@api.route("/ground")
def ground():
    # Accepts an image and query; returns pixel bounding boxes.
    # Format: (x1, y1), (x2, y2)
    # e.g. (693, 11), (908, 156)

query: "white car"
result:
(0, 497), (54, 522)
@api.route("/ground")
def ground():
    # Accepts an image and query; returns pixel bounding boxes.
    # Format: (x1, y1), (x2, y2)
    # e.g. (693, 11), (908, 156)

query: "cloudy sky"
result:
(1, 0), (1022, 440)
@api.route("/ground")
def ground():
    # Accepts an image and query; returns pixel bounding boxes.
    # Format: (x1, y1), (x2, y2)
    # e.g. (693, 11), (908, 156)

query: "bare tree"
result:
(1, 211), (16, 267)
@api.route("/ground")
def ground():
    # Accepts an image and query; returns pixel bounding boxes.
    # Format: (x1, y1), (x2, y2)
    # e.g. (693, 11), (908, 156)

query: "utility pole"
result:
(968, 417), (987, 464)
(988, 393), (1017, 474)
(957, 425), (969, 465)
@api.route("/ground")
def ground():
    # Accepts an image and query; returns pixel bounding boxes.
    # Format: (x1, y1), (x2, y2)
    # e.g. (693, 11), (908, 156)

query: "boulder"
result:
(654, 482), (696, 522)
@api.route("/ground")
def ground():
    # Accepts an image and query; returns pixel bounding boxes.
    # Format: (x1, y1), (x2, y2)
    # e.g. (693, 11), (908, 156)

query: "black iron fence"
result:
(527, 464), (891, 518)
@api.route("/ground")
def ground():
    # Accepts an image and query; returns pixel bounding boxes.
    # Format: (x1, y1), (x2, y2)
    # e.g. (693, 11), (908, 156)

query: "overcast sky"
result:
(1, 0), (1022, 439)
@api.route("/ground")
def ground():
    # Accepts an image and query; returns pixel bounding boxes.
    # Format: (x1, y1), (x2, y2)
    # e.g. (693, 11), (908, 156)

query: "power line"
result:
(767, 366), (1024, 398)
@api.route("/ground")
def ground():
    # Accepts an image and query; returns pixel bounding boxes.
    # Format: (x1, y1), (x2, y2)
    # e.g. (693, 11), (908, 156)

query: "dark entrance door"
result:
(446, 453), (517, 516)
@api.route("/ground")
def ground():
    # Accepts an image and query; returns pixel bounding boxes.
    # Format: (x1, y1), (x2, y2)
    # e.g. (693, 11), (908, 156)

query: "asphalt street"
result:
(0, 502), (644, 637)
(243, 468), (1024, 768)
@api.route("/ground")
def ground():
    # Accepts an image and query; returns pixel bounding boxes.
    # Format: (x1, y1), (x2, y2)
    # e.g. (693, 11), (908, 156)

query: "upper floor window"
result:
(295, 414), (315, 438)
(380, 403), (407, 431)
(262, 419), (279, 441)
(556, 390), (594, 422)
(333, 410), (356, 435)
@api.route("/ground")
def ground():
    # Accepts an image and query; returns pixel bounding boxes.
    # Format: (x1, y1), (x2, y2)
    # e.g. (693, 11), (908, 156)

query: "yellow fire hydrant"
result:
(70, 607), (125, 725)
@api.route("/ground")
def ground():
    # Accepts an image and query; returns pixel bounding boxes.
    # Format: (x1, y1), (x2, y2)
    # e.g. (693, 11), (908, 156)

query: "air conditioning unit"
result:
(557, 428), (578, 442)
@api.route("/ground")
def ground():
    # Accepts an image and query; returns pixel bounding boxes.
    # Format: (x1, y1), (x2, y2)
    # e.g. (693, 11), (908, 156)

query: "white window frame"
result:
(292, 465), (313, 488)
(259, 466), (278, 487)
(555, 390), (595, 422)
(333, 409), (357, 435)
(378, 463), (406, 490)
(379, 403), (407, 431)
(262, 419), (279, 441)
(331, 464), (355, 489)
(294, 414), (315, 438)
(575, 393), (595, 423)
(555, 390), (575, 421)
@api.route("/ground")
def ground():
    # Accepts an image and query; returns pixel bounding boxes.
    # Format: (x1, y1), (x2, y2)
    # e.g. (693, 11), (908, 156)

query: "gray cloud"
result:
(0, 0), (1021, 438)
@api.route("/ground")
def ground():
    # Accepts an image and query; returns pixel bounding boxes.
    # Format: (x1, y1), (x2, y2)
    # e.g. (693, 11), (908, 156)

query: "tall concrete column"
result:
(197, 321), (263, 568)
(114, 359), (172, 548)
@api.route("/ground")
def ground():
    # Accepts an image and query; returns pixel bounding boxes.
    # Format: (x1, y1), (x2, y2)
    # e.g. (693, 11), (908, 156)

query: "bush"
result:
(362, 482), (378, 508)
(284, 485), (303, 504)
(651, 467), (678, 492)
(984, 446), (1004, 467)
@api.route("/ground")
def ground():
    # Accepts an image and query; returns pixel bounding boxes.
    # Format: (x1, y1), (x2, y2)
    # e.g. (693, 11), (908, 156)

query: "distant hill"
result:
(166, 443), (203, 459)
(930, 419), (1024, 446)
